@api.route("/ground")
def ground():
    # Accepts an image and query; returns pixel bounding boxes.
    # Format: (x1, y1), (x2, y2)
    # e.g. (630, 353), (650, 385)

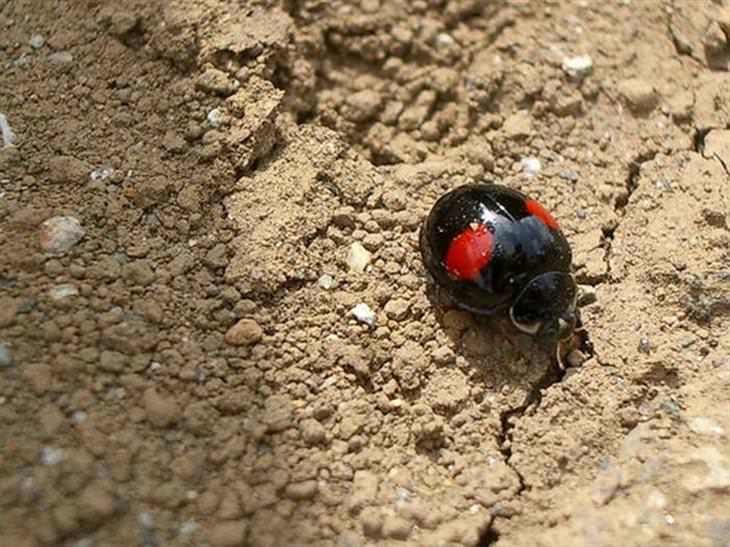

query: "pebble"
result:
(224, 318), (263, 346)
(348, 242), (372, 273)
(41, 446), (64, 466)
(285, 480), (318, 500)
(561, 55), (593, 79)
(520, 157), (541, 176)
(351, 303), (376, 326)
(638, 336), (652, 354)
(207, 108), (225, 127)
(0, 113), (15, 146)
(559, 169), (579, 182)
(30, 34), (45, 48)
(618, 78), (659, 114)
(318, 274), (335, 289)
(48, 51), (74, 65)
(142, 388), (179, 428)
(208, 521), (248, 547)
(39, 216), (85, 255)
(90, 166), (114, 182)
(179, 521), (199, 536)
(0, 342), (14, 367)
(49, 284), (79, 301)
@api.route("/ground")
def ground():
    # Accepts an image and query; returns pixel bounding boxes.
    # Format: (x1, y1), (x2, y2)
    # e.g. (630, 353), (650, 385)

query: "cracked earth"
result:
(1, 1), (729, 546)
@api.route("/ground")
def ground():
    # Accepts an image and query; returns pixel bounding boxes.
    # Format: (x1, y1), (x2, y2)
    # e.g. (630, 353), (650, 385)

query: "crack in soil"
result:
(474, 357), (568, 546)
(601, 150), (658, 277)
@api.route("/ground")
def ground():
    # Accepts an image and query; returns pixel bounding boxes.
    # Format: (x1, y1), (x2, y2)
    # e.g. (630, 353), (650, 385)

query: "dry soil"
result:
(1, 1), (729, 546)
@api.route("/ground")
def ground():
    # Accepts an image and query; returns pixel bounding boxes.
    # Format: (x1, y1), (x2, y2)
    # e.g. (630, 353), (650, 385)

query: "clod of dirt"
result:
(617, 78), (660, 114)
(143, 388), (180, 428)
(224, 318), (264, 346)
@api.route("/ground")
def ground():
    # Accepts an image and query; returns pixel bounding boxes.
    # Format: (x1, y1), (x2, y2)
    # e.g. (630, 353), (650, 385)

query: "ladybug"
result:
(420, 183), (578, 342)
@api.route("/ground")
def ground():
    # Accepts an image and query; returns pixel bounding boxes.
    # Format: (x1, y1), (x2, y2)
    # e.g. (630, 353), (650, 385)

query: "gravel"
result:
(520, 157), (542, 176)
(638, 336), (652, 354)
(39, 216), (85, 255)
(49, 284), (79, 300)
(30, 34), (45, 49)
(347, 242), (372, 273)
(351, 303), (376, 326)
(318, 274), (335, 289)
(0, 343), (14, 368)
(561, 54), (594, 79)
(0, 113), (15, 146)
(40, 446), (64, 466)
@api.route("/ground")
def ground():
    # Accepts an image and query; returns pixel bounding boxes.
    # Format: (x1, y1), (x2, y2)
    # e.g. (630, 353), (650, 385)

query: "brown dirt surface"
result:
(1, 0), (729, 546)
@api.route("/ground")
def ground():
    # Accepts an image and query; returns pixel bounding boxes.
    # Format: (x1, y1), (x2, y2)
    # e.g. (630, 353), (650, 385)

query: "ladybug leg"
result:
(556, 340), (567, 370)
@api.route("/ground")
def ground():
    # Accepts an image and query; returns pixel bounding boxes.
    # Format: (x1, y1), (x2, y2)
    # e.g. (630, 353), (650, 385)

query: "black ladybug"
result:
(420, 183), (577, 342)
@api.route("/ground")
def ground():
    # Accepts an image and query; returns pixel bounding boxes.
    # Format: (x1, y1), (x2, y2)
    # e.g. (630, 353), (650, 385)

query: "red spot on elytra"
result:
(526, 199), (559, 230)
(445, 223), (493, 281)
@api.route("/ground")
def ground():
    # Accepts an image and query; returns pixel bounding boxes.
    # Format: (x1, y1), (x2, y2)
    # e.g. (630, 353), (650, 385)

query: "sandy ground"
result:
(1, 0), (729, 546)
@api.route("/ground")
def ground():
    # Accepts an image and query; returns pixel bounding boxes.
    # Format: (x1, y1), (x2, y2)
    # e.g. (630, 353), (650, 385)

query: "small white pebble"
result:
(347, 242), (372, 273)
(351, 303), (376, 326)
(109, 387), (126, 400)
(89, 167), (114, 182)
(520, 157), (542, 176)
(71, 411), (87, 424)
(30, 34), (45, 49)
(138, 512), (154, 527)
(0, 113), (15, 146)
(561, 54), (593, 79)
(318, 274), (335, 289)
(320, 376), (338, 389)
(40, 446), (64, 466)
(435, 33), (455, 47)
(179, 521), (199, 536)
(207, 108), (225, 127)
(49, 284), (79, 300)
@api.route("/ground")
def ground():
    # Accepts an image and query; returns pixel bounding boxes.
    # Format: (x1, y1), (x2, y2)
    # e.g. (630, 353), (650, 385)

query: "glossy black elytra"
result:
(420, 183), (577, 341)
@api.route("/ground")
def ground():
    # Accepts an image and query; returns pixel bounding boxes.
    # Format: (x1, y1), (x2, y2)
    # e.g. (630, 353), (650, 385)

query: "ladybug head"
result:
(508, 272), (578, 340)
